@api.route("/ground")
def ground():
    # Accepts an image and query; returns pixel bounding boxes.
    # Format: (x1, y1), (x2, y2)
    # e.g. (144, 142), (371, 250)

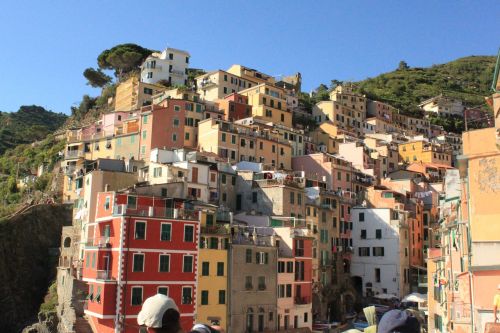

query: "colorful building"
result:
(398, 139), (453, 166)
(82, 191), (200, 333)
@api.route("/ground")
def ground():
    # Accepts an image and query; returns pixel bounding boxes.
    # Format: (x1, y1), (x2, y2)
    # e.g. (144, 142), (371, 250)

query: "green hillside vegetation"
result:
(356, 56), (496, 112)
(0, 105), (67, 155)
(0, 135), (65, 218)
(299, 56), (496, 132)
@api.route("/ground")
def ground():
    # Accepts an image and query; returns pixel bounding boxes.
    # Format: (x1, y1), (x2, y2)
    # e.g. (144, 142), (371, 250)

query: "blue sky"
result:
(0, 1), (498, 114)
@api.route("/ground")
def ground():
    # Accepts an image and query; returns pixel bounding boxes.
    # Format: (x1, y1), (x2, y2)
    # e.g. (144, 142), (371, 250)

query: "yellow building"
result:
(238, 83), (292, 127)
(329, 85), (367, 125)
(197, 211), (230, 330)
(398, 140), (452, 166)
(195, 69), (257, 102)
(113, 117), (141, 160)
(198, 118), (293, 169)
(114, 76), (165, 111)
(226, 64), (275, 85)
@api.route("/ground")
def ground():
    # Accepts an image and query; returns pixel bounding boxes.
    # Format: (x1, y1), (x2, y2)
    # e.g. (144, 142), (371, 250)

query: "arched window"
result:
(64, 237), (71, 248)
(246, 308), (254, 333)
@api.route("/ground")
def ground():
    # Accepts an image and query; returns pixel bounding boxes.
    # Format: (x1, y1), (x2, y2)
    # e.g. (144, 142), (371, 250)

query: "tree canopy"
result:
(96, 43), (155, 80)
(83, 68), (112, 87)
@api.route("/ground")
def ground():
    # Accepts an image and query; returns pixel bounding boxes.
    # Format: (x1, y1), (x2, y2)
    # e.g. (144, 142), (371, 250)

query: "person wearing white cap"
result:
(494, 284), (500, 323)
(137, 294), (223, 333)
(137, 294), (182, 333)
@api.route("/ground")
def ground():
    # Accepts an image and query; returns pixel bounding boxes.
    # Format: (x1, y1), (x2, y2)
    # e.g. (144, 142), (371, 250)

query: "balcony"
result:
(84, 236), (111, 248)
(113, 205), (199, 221)
(199, 80), (217, 89)
(294, 248), (305, 257)
(294, 296), (311, 305)
(65, 150), (84, 160)
(255, 177), (305, 189)
(96, 270), (113, 281)
(201, 224), (229, 235)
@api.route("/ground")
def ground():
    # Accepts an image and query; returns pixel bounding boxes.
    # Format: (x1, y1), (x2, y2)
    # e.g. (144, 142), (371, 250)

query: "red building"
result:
(138, 100), (204, 160)
(217, 93), (251, 122)
(82, 191), (200, 333)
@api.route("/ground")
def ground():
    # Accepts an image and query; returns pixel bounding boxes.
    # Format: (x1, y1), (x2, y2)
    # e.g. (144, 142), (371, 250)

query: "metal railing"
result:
(113, 205), (199, 220)
(65, 150), (84, 159)
(96, 270), (112, 280)
(294, 296), (311, 305)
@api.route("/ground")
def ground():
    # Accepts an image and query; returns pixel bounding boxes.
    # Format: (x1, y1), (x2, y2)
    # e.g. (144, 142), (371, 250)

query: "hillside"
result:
(354, 56), (496, 113)
(0, 105), (67, 155)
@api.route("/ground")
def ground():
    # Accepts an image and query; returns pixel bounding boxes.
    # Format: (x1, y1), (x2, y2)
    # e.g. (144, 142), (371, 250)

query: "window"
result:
(246, 249), (252, 263)
(135, 221), (146, 240)
(202, 262), (209, 276)
(201, 290), (209, 305)
(252, 192), (258, 203)
(221, 133), (226, 142)
(218, 290), (226, 304)
(375, 268), (381, 282)
(278, 261), (285, 273)
(221, 174), (226, 184)
(159, 255), (170, 272)
(290, 192), (295, 204)
(231, 135), (236, 144)
(358, 247), (370, 256)
(245, 276), (253, 290)
(258, 276), (266, 290)
(286, 284), (292, 297)
(91, 253), (96, 268)
(131, 287), (143, 305)
(182, 287), (192, 304)
(359, 212), (365, 222)
(153, 167), (162, 178)
(104, 197), (110, 210)
(172, 133), (177, 142)
(184, 225), (194, 242)
(373, 247), (385, 256)
(142, 130), (147, 139)
(183, 256), (193, 272)
(127, 196), (137, 209)
(217, 262), (224, 276)
(286, 262), (294, 273)
(304, 312), (308, 323)
(160, 224), (171, 241)
(158, 287), (168, 296)
(173, 118), (180, 127)
(256, 251), (269, 264)
(133, 253), (144, 272)
(376, 229), (382, 239)
(361, 229), (366, 239)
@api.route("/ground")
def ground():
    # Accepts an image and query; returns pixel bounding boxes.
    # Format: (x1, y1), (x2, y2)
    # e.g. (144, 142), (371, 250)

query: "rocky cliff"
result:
(0, 204), (72, 333)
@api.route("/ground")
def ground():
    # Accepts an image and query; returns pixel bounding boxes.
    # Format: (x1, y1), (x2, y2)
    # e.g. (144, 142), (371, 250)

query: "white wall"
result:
(140, 48), (189, 86)
(350, 208), (405, 297)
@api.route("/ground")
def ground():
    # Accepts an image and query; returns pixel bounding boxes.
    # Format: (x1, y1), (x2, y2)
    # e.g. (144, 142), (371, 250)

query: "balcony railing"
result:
(255, 178), (305, 189)
(84, 236), (111, 248)
(201, 224), (229, 235)
(294, 248), (305, 257)
(65, 150), (84, 159)
(96, 270), (112, 280)
(113, 205), (199, 220)
(294, 296), (311, 305)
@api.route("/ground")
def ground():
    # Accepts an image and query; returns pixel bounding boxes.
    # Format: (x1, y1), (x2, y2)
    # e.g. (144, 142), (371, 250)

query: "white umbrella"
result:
(402, 293), (426, 303)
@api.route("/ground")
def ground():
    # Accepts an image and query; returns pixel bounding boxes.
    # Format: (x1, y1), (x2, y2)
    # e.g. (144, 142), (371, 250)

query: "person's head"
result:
(137, 294), (182, 333)
(378, 309), (420, 333)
